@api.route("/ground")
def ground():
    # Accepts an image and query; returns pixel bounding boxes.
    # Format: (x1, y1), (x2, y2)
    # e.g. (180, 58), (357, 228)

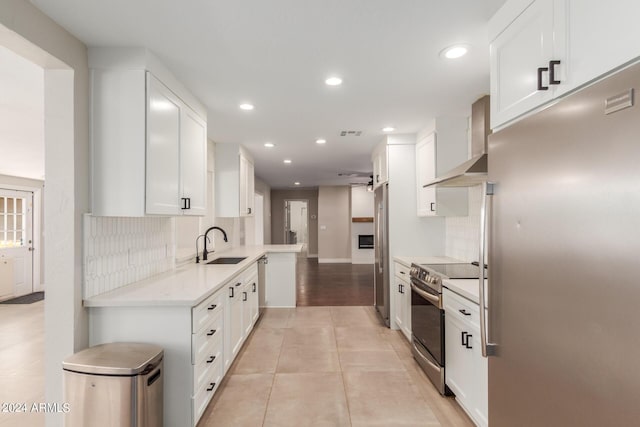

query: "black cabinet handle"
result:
(252, 283), (256, 292)
(243, 292), (247, 302)
(459, 309), (471, 316)
(376, 174), (380, 183)
(400, 271), (405, 275)
(549, 60), (561, 84)
(187, 198), (191, 209)
(181, 198), (187, 210)
(207, 329), (216, 336)
(537, 66), (549, 91)
(235, 282), (242, 287)
(465, 334), (473, 349)
(229, 287), (234, 298)
(430, 202), (436, 212)
(461, 331), (473, 349)
(208, 304), (217, 311)
(206, 382), (216, 391)
(206, 355), (216, 363)
(248, 207), (252, 214)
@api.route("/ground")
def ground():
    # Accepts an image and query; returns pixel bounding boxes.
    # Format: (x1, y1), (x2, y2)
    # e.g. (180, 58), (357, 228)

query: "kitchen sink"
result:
(206, 257), (247, 265)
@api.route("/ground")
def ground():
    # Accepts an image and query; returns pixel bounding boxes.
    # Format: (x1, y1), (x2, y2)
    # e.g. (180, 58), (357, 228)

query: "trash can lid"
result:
(62, 342), (164, 376)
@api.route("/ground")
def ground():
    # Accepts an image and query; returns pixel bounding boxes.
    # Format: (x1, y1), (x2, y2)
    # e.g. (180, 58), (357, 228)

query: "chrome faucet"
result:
(202, 226), (228, 261)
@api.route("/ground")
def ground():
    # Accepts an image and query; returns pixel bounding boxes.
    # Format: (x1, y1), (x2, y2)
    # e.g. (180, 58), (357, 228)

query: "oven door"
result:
(410, 279), (444, 366)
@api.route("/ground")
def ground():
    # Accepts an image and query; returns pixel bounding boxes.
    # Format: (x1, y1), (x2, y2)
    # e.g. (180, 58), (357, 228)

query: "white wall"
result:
(318, 186), (351, 263)
(445, 186), (481, 262)
(0, 3), (90, 426)
(351, 186), (374, 264)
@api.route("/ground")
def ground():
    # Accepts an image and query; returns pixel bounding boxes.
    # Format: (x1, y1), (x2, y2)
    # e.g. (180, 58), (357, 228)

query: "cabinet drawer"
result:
(394, 262), (410, 280)
(192, 310), (223, 364)
(192, 357), (222, 423)
(443, 288), (480, 330)
(241, 263), (258, 283)
(193, 341), (223, 395)
(193, 288), (224, 333)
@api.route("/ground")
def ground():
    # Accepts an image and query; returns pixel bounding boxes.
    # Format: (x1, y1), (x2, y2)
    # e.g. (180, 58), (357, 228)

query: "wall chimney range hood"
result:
(424, 95), (490, 188)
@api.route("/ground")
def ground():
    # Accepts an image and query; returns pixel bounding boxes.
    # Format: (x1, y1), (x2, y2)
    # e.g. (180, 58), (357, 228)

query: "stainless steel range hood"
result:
(424, 95), (490, 188)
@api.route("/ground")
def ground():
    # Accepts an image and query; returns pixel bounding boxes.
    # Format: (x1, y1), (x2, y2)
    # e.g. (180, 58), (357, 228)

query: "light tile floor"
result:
(0, 301), (45, 427)
(0, 303), (474, 427)
(199, 306), (474, 427)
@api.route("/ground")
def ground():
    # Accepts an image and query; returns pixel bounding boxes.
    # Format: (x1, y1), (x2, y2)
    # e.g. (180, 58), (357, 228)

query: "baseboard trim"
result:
(351, 260), (374, 265)
(318, 258), (352, 264)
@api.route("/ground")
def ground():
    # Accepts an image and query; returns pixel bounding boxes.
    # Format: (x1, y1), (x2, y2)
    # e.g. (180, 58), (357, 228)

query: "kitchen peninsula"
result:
(84, 244), (302, 427)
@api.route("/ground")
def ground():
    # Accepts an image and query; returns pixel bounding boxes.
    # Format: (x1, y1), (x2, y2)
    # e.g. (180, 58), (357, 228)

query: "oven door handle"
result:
(412, 341), (441, 371)
(410, 282), (441, 308)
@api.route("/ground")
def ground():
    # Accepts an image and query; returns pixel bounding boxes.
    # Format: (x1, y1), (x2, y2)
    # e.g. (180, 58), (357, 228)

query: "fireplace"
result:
(358, 234), (374, 249)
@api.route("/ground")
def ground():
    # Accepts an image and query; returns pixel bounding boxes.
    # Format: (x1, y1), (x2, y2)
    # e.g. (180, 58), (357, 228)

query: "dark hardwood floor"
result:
(296, 258), (374, 306)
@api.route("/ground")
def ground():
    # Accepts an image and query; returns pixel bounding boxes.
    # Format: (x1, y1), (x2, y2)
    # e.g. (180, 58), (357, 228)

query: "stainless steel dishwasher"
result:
(63, 342), (163, 427)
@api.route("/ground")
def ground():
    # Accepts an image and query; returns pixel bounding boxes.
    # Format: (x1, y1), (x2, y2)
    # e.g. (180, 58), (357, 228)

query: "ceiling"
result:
(30, 0), (505, 188)
(0, 45), (44, 181)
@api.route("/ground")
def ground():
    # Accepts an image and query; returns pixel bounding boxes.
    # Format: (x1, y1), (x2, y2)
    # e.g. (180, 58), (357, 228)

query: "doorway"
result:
(0, 189), (34, 299)
(284, 200), (308, 257)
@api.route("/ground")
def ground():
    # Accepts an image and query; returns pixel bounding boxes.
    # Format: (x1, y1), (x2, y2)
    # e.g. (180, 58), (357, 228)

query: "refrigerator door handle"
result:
(480, 181), (497, 357)
(377, 203), (384, 274)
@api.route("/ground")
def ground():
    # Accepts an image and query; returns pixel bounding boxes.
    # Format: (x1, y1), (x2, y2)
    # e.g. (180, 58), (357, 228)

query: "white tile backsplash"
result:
(445, 186), (481, 262)
(83, 214), (175, 298)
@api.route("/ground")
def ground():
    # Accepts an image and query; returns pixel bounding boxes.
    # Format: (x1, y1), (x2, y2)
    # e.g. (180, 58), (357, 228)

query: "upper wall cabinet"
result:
(490, 0), (640, 129)
(215, 144), (255, 217)
(415, 118), (468, 217)
(371, 144), (388, 189)
(90, 48), (207, 217)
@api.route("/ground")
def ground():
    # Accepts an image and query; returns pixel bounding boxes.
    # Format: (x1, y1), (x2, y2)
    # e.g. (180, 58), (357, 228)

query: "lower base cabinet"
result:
(88, 261), (260, 427)
(444, 288), (488, 427)
(393, 262), (411, 340)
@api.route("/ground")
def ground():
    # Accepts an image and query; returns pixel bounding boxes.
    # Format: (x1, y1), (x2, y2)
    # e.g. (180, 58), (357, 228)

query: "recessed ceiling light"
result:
(283, 159), (292, 164)
(325, 77), (343, 86)
(316, 139), (326, 144)
(264, 142), (275, 148)
(440, 44), (469, 59)
(382, 127), (395, 132)
(239, 103), (254, 111)
(294, 182), (301, 186)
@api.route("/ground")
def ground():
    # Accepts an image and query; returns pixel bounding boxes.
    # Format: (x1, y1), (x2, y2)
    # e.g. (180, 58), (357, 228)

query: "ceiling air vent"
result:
(340, 130), (362, 136)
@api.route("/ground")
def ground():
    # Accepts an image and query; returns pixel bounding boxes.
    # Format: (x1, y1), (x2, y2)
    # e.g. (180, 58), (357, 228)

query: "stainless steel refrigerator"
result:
(374, 183), (389, 326)
(485, 62), (640, 425)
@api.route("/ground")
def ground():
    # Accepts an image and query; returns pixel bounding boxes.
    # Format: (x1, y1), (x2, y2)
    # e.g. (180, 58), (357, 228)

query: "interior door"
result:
(0, 189), (33, 298)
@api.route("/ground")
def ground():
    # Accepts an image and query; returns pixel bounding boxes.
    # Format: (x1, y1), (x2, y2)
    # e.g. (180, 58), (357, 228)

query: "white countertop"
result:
(84, 245), (302, 308)
(443, 279), (484, 305)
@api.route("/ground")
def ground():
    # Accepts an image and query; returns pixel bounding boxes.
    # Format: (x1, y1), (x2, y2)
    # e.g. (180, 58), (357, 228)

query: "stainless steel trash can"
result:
(63, 342), (163, 427)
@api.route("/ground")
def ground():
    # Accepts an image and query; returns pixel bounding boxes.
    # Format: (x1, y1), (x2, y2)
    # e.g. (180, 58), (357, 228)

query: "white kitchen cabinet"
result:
(226, 278), (244, 368)
(490, 0), (640, 129)
(393, 262), (411, 341)
(489, 0), (561, 129)
(415, 119), (468, 216)
(87, 285), (226, 427)
(263, 252), (297, 307)
(215, 144), (255, 217)
(371, 143), (388, 189)
(444, 288), (488, 427)
(179, 105), (208, 216)
(90, 48), (207, 217)
(224, 262), (259, 372)
(145, 74), (207, 216)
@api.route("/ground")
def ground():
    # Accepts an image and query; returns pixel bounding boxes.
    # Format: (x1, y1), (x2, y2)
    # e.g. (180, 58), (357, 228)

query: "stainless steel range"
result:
(409, 262), (483, 395)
